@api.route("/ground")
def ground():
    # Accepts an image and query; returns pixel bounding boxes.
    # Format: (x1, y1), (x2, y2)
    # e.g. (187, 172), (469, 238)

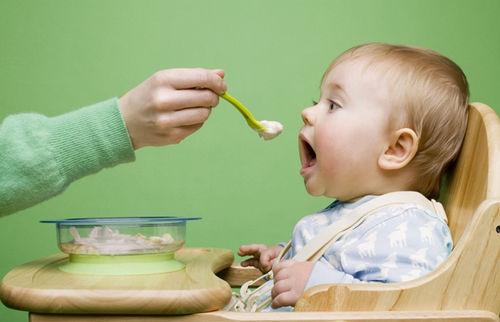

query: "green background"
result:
(1, 0), (499, 320)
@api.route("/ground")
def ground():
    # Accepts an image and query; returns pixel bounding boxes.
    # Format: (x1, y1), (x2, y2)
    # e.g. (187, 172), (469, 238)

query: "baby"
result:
(238, 43), (469, 311)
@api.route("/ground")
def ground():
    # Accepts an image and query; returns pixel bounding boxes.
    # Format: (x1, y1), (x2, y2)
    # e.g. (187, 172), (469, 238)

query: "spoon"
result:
(220, 92), (266, 131)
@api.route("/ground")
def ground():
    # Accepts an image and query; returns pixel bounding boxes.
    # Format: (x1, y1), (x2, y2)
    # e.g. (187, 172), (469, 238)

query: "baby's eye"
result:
(329, 101), (342, 110)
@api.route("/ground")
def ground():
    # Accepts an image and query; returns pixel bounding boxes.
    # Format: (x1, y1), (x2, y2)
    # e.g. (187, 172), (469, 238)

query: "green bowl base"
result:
(59, 252), (185, 275)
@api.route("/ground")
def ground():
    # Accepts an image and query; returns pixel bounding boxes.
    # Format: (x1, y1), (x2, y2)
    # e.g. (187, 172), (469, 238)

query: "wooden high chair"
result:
(3, 103), (499, 322)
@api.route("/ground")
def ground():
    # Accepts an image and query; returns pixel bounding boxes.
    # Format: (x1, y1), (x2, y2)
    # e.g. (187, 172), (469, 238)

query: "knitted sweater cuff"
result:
(47, 97), (135, 181)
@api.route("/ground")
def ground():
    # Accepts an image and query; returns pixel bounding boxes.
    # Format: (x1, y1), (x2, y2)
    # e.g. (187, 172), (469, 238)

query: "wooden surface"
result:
(29, 310), (500, 322)
(216, 264), (263, 287)
(295, 103), (500, 314)
(0, 247), (234, 315)
(444, 102), (500, 242)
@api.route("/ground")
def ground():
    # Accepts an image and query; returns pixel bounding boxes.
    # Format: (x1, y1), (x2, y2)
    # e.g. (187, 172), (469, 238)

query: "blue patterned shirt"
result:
(263, 195), (453, 311)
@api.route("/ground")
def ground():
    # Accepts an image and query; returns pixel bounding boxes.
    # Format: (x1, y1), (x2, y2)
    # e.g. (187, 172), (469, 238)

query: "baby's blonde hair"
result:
(325, 43), (469, 199)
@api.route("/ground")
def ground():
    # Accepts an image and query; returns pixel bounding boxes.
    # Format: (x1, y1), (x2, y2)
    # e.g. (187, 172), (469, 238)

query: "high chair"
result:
(2, 103), (499, 322)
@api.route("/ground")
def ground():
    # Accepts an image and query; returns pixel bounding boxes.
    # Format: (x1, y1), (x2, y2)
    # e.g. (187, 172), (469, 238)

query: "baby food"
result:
(259, 120), (284, 140)
(59, 226), (183, 255)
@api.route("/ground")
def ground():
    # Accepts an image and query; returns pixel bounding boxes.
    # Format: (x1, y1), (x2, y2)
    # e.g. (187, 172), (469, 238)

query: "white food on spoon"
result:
(258, 120), (283, 140)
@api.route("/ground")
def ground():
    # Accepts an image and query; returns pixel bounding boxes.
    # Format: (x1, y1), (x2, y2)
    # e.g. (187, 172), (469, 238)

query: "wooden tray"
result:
(0, 247), (233, 315)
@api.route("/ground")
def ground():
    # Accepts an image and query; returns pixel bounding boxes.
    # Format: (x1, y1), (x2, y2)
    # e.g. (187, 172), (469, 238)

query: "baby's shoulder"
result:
(354, 202), (450, 238)
(294, 211), (331, 230)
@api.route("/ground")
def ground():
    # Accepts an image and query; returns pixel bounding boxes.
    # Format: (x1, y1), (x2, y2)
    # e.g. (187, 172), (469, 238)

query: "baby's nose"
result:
(301, 107), (314, 126)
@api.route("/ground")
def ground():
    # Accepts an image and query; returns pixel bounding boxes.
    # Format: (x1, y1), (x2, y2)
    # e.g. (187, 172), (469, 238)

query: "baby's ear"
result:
(378, 128), (419, 170)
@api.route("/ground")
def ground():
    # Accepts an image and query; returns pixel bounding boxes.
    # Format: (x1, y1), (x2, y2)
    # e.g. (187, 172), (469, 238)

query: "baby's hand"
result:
(238, 244), (284, 273)
(119, 68), (227, 149)
(271, 260), (314, 308)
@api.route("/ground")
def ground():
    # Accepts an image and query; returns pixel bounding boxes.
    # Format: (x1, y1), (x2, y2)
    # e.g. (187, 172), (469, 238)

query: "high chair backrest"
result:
(441, 102), (500, 242)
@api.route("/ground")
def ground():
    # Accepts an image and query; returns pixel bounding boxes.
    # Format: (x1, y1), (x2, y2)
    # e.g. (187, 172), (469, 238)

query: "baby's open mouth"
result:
(299, 134), (317, 169)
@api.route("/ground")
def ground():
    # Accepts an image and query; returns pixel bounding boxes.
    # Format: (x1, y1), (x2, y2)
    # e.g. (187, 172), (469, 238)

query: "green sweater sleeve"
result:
(0, 98), (135, 216)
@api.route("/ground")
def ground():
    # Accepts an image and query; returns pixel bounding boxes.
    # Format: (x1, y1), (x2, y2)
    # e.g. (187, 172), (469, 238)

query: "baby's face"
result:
(298, 58), (394, 200)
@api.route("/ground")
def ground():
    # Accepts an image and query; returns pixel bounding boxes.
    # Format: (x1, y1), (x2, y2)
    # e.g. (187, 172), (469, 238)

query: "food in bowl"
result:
(41, 216), (200, 256)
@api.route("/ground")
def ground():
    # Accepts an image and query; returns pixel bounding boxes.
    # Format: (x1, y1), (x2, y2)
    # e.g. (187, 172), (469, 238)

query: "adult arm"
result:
(0, 98), (135, 216)
(0, 68), (226, 216)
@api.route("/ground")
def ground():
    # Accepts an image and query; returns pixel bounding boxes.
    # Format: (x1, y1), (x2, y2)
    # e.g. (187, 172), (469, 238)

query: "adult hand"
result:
(238, 244), (284, 273)
(119, 68), (226, 149)
(271, 259), (314, 308)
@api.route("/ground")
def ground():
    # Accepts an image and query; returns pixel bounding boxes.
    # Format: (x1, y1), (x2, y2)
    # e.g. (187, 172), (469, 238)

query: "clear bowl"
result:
(41, 217), (201, 256)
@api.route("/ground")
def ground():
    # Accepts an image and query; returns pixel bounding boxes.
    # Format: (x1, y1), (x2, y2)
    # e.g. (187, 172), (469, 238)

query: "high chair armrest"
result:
(216, 263), (263, 287)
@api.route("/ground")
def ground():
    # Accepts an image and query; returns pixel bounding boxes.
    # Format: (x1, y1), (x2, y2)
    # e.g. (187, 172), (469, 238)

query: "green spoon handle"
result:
(220, 92), (265, 131)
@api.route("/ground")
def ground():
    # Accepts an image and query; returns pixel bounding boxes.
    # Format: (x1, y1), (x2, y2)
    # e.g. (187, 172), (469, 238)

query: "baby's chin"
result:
(303, 181), (325, 197)
(304, 182), (345, 200)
